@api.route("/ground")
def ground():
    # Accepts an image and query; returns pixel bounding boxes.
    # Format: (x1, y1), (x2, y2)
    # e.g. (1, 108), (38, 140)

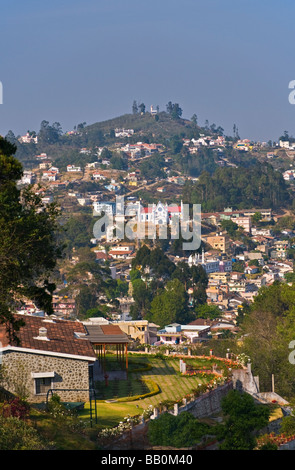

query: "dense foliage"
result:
(0, 137), (62, 340)
(239, 282), (295, 397)
(0, 416), (49, 450)
(217, 390), (270, 450)
(148, 411), (211, 447)
(182, 163), (290, 212)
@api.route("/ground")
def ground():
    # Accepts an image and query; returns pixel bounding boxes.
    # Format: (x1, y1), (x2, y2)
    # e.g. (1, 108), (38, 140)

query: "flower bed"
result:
(255, 432), (295, 449)
(97, 414), (141, 444)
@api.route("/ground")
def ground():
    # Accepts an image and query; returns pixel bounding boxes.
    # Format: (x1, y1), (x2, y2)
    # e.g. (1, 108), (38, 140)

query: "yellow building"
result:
(116, 320), (159, 345)
(209, 272), (231, 282)
(206, 232), (230, 253)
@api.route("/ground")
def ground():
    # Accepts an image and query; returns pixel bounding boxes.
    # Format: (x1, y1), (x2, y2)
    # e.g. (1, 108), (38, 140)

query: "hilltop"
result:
(82, 111), (201, 141)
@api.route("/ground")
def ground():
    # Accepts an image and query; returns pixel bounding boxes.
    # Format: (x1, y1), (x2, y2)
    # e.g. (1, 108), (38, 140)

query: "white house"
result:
(93, 201), (116, 216)
(67, 165), (82, 172)
(108, 244), (135, 259)
(115, 128), (134, 138)
(157, 323), (210, 345)
(41, 171), (58, 182)
(92, 172), (106, 181)
(19, 171), (35, 185)
(283, 170), (295, 181)
(188, 250), (232, 274)
(19, 132), (38, 144)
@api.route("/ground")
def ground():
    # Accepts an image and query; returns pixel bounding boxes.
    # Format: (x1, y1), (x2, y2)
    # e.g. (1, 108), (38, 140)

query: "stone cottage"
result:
(0, 314), (98, 403)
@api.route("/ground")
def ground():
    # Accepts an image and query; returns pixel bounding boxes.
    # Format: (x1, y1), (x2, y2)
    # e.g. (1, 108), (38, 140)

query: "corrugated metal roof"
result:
(84, 324), (130, 344)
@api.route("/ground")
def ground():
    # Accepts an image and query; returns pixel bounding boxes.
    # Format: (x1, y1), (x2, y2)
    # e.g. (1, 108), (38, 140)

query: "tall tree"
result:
(132, 100), (138, 114)
(147, 278), (189, 328)
(0, 137), (62, 342)
(217, 390), (270, 450)
(166, 102), (182, 120)
(138, 102), (146, 114)
(191, 114), (198, 125)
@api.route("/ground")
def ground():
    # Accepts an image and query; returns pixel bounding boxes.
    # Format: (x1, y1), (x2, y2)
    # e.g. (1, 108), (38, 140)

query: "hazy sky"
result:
(0, 0), (295, 141)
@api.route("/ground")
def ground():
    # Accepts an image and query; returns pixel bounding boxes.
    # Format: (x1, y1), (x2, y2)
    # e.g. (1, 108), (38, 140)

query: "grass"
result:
(29, 407), (99, 450)
(12, 353), (281, 450)
(25, 353), (227, 449)
(77, 354), (218, 429)
(80, 401), (144, 430)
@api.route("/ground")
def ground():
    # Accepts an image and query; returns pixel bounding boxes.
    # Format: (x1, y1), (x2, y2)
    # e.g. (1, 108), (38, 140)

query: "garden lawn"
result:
(80, 401), (144, 430)
(79, 354), (216, 429)
(131, 356), (210, 408)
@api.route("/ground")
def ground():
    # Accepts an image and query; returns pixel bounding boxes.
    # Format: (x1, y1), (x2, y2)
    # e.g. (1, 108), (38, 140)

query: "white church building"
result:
(139, 201), (183, 225)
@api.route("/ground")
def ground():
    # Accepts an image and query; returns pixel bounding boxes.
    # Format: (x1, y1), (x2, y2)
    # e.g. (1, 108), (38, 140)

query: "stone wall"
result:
(185, 382), (234, 418)
(174, 381), (233, 419)
(2, 350), (91, 403)
(149, 381), (234, 421)
(231, 366), (259, 395)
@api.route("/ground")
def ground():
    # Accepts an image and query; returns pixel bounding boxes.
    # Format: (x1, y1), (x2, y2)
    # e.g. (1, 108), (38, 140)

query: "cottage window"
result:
(32, 372), (55, 395)
(35, 377), (52, 395)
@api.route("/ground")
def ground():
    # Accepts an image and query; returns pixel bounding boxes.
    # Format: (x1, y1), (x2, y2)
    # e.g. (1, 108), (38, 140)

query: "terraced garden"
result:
(79, 353), (239, 429)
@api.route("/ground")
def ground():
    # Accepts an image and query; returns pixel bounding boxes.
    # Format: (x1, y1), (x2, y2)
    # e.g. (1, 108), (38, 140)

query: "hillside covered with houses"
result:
(2, 105), (295, 450)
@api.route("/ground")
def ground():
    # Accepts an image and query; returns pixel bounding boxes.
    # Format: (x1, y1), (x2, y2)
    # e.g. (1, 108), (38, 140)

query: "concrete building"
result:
(206, 232), (230, 253)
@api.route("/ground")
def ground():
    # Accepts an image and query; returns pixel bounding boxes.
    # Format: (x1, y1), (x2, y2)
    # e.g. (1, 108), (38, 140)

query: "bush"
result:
(259, 441), (278, 450)
(0, 397), (30, 420)
(0, 416), (50, 450)
(280, 415), (295, 436)
(46, 394), (87, 434)
(148, 412), (211, 448)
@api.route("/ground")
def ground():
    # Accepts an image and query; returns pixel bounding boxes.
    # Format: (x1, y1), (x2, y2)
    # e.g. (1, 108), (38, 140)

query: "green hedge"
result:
(129, 363), (152, 373)
(116, 379), (160, 402)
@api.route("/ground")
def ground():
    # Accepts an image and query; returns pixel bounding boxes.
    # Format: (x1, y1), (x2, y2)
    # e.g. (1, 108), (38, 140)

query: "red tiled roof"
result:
(0, 314), (96, 360)
(142, 205), (181, 214)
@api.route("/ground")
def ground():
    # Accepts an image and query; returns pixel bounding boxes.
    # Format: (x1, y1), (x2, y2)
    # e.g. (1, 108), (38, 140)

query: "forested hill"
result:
(182, 164), (291, 212)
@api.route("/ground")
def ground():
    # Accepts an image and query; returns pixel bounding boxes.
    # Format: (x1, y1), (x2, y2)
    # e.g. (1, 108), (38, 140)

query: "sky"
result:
(0, 0), (295, 142)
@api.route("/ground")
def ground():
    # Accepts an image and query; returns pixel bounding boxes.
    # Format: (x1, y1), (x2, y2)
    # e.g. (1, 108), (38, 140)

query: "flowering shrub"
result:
(183, 371), (216, 380)
(98, 415), (140, 443)
(142, 405), (153, 420)
(0, 416), (50, 450)
(46, 394), (87, 434)
(0, 397), (30, 420)
(255, 432), (295, 449)
(236, 353), (251, 366)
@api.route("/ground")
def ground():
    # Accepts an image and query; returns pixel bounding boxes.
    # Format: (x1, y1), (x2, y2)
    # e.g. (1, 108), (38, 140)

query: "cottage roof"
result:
(0, 314), (97, 360)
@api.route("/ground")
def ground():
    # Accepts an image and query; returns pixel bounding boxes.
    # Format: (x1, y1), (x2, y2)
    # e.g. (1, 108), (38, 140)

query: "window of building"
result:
(32, 372), (55, 395)
(35, 377), (52, 395)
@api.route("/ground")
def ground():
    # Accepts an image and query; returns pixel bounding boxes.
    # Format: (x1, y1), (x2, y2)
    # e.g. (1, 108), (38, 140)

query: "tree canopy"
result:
(182, 164), (290, 212)
(240, 282), (295, 397)
(0, 137), (62, 341)
(148, 411), (210, 448)
(217, 390), (270, 450)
